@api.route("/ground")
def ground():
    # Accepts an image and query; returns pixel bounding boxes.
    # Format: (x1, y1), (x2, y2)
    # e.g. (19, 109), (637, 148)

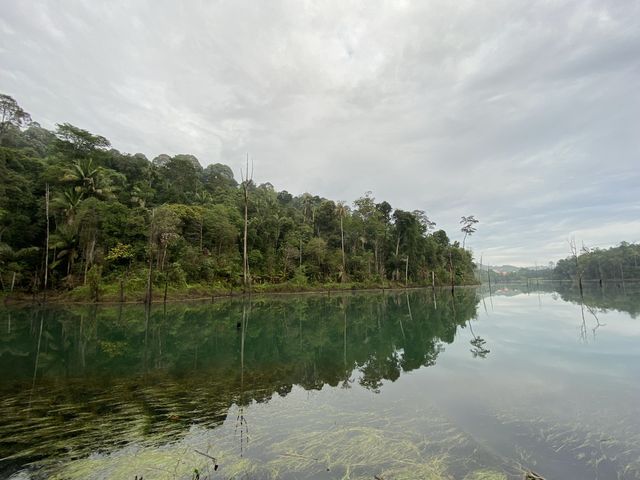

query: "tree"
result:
(0, 103), (481, 297)
(151, 206), (181, 272)
(0, 94), (32, 141)
(240, 157), (253, 289)
(52, 188), (84, 225)
(460, 215), (479, 249)
(54, 123), (110, 159)
(62, 158), (121, 199)
(154, 155), (203, 203)
(105, 242), (134, 302)
(50, 224), (79, 279)
(335, 201), (348, 280)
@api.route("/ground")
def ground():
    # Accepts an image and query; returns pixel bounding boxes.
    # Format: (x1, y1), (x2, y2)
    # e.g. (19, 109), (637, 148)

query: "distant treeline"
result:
(480, 267), (554, 284)
(553, 242), (640, 282)
(475, 243), (640, 285)
(0, 94), (476, 299)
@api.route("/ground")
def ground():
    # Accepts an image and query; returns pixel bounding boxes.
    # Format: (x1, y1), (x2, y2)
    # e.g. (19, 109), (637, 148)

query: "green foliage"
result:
(105, 242), (134, 263)
(554, 242), (640, 281)
(0, 291), (487, 477)
(86, 264), (102, 301)
(0, 93), (32, 141)
(0, 92), (478, 295)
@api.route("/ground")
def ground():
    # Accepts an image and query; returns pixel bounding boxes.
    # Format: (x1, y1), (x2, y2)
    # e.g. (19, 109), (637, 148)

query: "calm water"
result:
(1, 284), (639, 480)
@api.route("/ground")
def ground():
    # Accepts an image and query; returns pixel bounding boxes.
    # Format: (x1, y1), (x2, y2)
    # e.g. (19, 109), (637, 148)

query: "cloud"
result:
(1, 0), (638, 265)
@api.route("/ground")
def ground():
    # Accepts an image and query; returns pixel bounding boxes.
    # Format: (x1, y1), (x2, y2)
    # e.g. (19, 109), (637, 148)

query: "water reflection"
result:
(0, 289), (478, 476)
(492, 280), (640, 318)
(2, 285), (639, 480)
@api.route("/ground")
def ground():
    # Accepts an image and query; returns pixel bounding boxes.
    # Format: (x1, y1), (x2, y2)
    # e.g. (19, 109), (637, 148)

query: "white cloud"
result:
(1, 0), (638, 264)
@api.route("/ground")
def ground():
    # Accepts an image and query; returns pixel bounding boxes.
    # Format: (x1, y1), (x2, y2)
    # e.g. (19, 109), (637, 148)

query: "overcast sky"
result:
(1, 0), (639, 265)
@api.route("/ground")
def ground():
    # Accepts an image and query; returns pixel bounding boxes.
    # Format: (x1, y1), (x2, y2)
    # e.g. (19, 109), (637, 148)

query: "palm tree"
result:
(194, 190), (213, 205)
(63, 158), (117, 199)
(50, 224), (79, 277)
(52, 187), (84, 225)
(64, 158), (98, 193)
(272, 212), (291, 251)
(131, 184), (152, 208)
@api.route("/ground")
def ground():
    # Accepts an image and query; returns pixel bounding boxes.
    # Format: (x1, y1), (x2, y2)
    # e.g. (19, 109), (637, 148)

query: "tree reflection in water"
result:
(0, 289), (479, 476)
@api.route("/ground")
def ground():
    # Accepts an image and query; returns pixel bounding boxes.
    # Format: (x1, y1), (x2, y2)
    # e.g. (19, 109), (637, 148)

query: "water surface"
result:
(1, 284), (639, 479)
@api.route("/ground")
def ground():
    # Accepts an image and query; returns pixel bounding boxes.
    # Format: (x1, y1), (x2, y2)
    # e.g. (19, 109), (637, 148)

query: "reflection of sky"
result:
(403, 291), (640, 402)
(19, 291), (640, 479)
(470, 292), (640, 376)
(377, 292), (640, 479)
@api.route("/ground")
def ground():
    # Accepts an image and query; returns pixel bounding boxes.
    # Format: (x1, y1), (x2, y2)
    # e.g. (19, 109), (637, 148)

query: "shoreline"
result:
(1, 282), (482, 307)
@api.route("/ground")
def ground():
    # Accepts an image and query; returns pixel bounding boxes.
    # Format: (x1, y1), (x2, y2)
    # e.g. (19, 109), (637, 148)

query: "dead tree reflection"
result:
(235, 300), (250, 457)
(468, 317), (490, 359)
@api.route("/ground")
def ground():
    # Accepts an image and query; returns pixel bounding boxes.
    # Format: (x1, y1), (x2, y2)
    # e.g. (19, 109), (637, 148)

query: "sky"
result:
(1, 0), (639, 266)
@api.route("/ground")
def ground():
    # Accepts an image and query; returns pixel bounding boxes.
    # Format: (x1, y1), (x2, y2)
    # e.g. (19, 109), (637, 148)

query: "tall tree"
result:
(54, 123), (110, 160)
(241, 156), (253, 289)
(335, 201), (348, 280)
(0, 94), (31, 141)
(460, 215), (479, 249)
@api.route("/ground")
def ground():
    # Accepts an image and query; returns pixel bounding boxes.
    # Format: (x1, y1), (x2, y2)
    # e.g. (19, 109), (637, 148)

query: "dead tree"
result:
(240, 155), (253, 290)
(569, 238), (583, 295)
(43, 184), (50, 300)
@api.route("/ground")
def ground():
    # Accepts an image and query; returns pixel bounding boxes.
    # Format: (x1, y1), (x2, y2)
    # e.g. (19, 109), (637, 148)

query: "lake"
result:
(1, 284), (639, 479)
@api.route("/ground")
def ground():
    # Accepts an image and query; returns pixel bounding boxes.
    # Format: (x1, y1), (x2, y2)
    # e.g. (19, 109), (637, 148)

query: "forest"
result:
(553, 242), (640, 283)
(0, 94), (476, 301)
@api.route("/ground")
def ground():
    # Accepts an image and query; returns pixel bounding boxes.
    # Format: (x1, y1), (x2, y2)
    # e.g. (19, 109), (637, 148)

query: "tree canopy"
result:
(0, 94), (477, 298)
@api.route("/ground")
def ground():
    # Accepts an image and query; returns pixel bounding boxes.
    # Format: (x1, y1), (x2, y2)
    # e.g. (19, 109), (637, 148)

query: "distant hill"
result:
(475, 263), (554, 283)
(476, 264), (522, 274)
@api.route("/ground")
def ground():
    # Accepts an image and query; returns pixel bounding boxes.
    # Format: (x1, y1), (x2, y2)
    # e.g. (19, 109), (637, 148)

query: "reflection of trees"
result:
(235, 301), (249, 457)
(532, 281), (640, 318)
(0, 290), (479, 474)
(467, 317), (490, 359)
(527, 281), (637, 344)
(2, 290), (480, 391)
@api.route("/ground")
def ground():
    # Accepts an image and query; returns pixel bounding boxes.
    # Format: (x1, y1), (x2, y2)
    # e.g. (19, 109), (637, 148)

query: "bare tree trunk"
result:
(83, 237), (96, 285)
(164, 276), (168, 303)
(449, 250), (455, 294)
(145, 209), (155, 305)
(340, 215), (347, 282)
(243, 196), (248, 286)
(312, 207), (316, 235)
(83, 246), (89, 285)
(161, 242), (168, 272)
(569, 238), (583, 294)
(394, 235), (400, 281)
(282, 250), (289, 281)
(340, 216), (346, 281)
(241, 156), (252, 290)
(404, 256), (409, 287)
(374, 240), (379, 275)
(44, 184), (50, 297)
